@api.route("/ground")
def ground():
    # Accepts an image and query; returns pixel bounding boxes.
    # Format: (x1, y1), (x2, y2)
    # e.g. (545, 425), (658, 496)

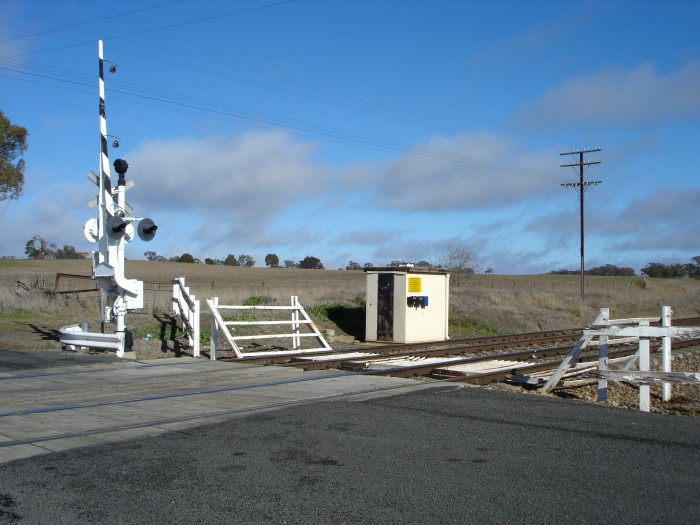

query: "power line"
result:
(1, 0), (299, 58)
(0, 62), (563, 183)
(0, 0), (191, 44)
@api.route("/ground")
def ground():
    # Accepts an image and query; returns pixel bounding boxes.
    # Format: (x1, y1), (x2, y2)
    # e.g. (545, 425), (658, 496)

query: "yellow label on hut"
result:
(408, 277), (421, 293)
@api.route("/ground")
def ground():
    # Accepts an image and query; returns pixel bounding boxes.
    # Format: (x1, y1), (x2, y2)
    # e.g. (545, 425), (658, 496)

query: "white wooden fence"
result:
(172, 277), (200, 357)
(541, 306), (700, 412)
(207, 295), (331, 360)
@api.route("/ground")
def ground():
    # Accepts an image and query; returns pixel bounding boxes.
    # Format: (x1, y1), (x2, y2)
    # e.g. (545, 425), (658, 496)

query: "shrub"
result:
(243, 295), (276, 306)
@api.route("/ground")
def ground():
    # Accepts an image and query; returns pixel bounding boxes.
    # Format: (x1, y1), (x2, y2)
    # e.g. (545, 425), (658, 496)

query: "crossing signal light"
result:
(106, 215), (128, 240)
(137, 218), (158, 242)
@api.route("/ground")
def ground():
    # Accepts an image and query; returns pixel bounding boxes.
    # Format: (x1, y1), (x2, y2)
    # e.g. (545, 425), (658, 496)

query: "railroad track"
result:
(224, 316), (700, 386)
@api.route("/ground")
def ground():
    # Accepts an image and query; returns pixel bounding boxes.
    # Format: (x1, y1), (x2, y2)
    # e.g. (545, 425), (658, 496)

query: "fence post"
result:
(210, 296), (219, 360)
(638, 320), (651, 412)
(172, 278), (180, 316)
(661, 305), (672, 401)
(597, 308), (610, 403)
(192, 293), (200, 357)
(291, 296), (301, 350)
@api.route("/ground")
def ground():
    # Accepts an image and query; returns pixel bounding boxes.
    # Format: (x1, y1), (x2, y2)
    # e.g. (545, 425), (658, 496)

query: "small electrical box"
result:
(365, 267), (449, 343)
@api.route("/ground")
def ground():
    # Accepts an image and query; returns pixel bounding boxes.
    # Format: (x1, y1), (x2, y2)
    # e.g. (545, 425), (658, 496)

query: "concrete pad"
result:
(0, 359), (439, 464)
(0, 443), (49, 464)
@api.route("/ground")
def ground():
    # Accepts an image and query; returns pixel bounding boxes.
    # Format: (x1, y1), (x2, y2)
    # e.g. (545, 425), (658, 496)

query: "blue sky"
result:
(1, 0), (698, 273)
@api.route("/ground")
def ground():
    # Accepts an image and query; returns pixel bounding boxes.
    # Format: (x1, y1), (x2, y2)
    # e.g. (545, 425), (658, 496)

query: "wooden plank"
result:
(585, 326), (700, 338)
(215, 305), (299, 311)
(539, 309), (608, 393)
(590, 370), (700, 385)
(223, 320), (312, 326)
(231, 333), (320, 341)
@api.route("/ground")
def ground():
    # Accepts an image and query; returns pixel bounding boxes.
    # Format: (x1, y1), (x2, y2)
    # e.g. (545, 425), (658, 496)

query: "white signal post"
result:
(80, 40), (157, 356)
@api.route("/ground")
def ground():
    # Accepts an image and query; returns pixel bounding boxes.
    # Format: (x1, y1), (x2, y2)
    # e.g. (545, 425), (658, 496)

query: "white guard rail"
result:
(59, 324), (125, 357)
(172, 277), (200, 357)
(207, 295), (331, 360)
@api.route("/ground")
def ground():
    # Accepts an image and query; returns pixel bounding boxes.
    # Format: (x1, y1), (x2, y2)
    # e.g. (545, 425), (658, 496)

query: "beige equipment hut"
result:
(364, 266), (450, 343)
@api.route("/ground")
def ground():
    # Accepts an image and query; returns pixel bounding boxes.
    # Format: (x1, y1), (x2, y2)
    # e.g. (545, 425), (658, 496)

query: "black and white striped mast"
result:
(88, 40), (157, 355)
(97, 39), (112, 331)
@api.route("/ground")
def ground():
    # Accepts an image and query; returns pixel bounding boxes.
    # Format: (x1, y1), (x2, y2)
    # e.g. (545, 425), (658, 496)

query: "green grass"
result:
(223, 313), (257, 322)
(0, 309), (36, 320)
(242, 295), (276, 306)
(130, 323), (186, 341)
(449, 317), (500, 337)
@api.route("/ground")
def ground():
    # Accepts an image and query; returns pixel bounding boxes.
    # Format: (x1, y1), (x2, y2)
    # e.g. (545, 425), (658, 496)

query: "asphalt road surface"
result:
(0, 349), (120, 371)
(0, 363), (698, 524)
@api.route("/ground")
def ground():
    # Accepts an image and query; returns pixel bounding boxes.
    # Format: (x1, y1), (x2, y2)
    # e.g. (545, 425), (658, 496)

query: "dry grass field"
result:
(3, 259), (698, 417)
(1, 259), (699, 355)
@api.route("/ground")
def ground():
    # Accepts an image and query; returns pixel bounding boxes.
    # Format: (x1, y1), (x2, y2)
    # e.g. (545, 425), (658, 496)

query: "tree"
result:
(687, 256), (700, 279)
(55, 245), (82, 259)
(416, 260), (433, 268)
(485, 267), (494, 274)
(284, 260), (297, 268)
(144, 251), (166, 261)
(238, 254), (255, 267)
(178, 253), (195, 263)
(439, 243), (480, 285)
(299, 256), (324, 269)
(224, 254), (240, 266)
(0, 110), (28, 202)
(641, 262), (687, 278)
(587, 264), (637, 277)
(265, 253), (280, 268)
(363, 262), (374, 269)
(25, 236), (56, 259)
(346, 261), (362, 270)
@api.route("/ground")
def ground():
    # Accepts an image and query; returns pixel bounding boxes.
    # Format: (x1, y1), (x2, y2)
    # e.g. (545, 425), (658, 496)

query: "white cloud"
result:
(367, 132), (559, 211)
(0, 180), (93, 257)
(602, 187), (700, 251)
(128, 131), (324, 210)
(123, 131), (327, 248)
(328, 229), (405, 248)
(514, 59), (700, 129)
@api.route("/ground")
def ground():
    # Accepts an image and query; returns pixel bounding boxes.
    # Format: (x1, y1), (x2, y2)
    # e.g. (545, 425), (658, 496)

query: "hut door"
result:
(376, 274), (394, 341)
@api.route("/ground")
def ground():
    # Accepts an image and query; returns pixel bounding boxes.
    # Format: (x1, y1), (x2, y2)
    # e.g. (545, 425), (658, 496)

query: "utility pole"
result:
(560, 147), (602, 300)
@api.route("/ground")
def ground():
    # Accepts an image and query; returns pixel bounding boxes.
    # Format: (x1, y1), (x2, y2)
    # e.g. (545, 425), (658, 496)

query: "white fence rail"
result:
(172, 277), (200, 357)
(207, 295), (331, 360)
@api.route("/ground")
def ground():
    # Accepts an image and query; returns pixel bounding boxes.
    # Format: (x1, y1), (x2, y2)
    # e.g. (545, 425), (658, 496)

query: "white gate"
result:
(207, 295), (331, 360)
(172, 277), (200, 357)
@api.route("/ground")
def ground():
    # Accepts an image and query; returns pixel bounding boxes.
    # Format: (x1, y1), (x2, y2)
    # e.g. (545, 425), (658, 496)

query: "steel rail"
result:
(222, 329), (587, 366)
(285, 335), (584, 371)
(363, 338), (700, 384)
(221, 317), (700, 366)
